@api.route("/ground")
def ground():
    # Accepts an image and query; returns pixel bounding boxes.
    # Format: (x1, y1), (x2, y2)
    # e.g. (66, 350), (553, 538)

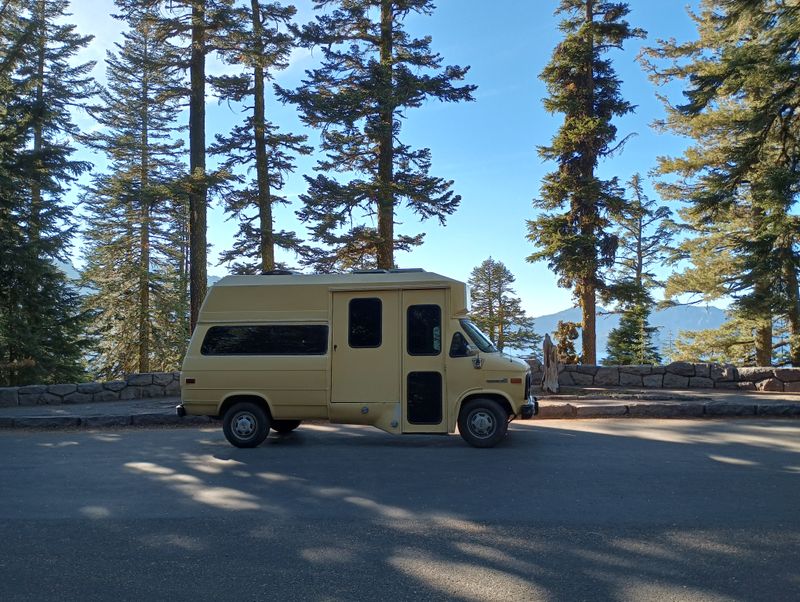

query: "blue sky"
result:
(67, 0), (702, 317)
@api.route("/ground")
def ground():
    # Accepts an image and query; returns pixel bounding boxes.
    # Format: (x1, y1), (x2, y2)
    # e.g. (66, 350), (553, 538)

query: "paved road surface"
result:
(1, 419), (798, 601)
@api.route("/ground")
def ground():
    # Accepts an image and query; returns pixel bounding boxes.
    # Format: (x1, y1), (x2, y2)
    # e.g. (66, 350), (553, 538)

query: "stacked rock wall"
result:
(527, 361), (800, 393)
(0, 372), (182, 408)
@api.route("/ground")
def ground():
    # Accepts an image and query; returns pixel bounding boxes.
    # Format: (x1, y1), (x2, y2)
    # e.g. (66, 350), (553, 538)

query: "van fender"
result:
(217, 391), (274, 419)
(450, 388), (515, 432)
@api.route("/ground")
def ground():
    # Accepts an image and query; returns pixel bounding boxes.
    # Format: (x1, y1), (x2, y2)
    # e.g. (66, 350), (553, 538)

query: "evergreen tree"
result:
(642, 0), (800, 365)
(603, 174), (672, 365)
(123, 0), (236, 331)
(527, 0), (644, 365)
(210, 0), (311, 274)
(0, 0), (93, 385)
(554, 320), (581, 364)
(467, 258), (542, 354)
(81, 2), (188, 378)
(277, 0), (476, 272)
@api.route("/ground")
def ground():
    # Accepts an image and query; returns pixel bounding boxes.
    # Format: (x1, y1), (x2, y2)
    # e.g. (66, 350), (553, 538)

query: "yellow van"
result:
(177, 269), (537, 448)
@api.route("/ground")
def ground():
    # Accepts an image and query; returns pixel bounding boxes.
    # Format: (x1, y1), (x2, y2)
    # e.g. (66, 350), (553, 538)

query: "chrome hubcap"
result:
(468, 410), (495, 438)
(232, 412), (257, 439)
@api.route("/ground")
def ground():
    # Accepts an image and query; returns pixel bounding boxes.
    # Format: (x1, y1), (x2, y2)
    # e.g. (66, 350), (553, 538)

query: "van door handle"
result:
(333, 344), (338, 351)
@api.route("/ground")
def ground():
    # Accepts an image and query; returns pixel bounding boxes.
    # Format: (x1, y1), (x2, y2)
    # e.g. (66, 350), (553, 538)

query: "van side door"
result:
(402, 289), (447, 433)
(330, 291), (400, 405)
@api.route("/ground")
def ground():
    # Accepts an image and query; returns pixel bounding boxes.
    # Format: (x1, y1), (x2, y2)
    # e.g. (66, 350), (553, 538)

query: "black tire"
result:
(271, 419), (301, 434)
(458, 398), (509, 448)
(222, 401), (271, 448)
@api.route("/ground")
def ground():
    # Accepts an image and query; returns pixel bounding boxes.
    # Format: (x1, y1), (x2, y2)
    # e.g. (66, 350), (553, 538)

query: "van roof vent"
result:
(261, 269), (299, 276)
(350, 268), (425, 274)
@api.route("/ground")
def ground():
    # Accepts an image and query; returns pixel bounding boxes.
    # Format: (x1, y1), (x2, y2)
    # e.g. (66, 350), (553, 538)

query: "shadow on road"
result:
(2, 420), (799, 600)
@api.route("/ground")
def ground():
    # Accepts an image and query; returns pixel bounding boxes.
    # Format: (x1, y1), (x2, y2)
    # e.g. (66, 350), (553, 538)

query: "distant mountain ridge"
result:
(533, 305), (728, 360)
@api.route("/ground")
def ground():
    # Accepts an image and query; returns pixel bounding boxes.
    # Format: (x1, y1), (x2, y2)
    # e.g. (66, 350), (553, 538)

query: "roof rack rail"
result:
(351, 269), (388, 274)
(261, 269), (299, 276)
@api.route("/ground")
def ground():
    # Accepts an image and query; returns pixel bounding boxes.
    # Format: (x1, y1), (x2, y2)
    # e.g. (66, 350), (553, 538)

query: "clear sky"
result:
(66, 0), (702, 317)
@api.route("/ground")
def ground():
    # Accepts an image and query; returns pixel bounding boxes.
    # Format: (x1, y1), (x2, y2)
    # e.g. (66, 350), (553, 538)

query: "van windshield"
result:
(459, 319), (497, 353)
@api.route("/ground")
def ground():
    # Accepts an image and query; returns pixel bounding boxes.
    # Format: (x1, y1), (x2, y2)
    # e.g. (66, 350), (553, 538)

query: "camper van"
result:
(177, 269), (538, 448)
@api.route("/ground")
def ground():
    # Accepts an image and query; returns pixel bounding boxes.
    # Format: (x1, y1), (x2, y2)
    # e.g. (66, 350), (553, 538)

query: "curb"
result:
(535, 402), (800, 420)
(1, 402), (799, 430)
(0, 414), (212, 430)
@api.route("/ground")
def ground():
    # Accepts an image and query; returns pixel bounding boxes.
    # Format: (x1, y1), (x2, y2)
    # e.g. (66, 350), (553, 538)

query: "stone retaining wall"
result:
(527, 361), (800, 393)
(0, 372), (181, 408)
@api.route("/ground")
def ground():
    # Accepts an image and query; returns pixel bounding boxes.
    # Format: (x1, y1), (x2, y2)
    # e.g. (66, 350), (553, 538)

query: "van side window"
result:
(201, 325), (328, 355)
(449, 332), (469, 357)
(407, 305), (441, 356)
(349, 298), (382, 348)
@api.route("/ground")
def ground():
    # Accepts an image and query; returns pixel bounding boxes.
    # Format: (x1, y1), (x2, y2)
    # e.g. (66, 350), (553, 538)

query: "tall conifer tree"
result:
(603, 175), (673, 364)
(467, 258), (542, 354)
(0, 0), (93, 385)
(81, 2), (188, 378)
(527, 0), (644, 365)
(210, 0), (311, 274)
(278, 0), (476, 271)
(642, 0), (800, 365)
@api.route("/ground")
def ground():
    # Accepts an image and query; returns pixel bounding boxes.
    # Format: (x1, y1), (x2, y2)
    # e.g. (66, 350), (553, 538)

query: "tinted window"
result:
(407, 371), (442, 424)
(201, 325), (328, 356)
(449, 332), (469, 357)
(407, 305), (441, 356)
(349, 298), (382, 348)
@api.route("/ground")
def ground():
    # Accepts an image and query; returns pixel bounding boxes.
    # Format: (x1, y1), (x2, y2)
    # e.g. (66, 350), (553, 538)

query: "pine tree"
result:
(527, 0), (644, 365)
(81, 2), (188, 378)
(642, 0), (800, 365)
(0, 0), (93, 385)
(603, 174), (672, 365)
(554, 320), (581, 364)
(467, 258), (542, 354)
(277, 0), (476, 272)
(210, 0), (311, 274)
(124, 0), (236, 331)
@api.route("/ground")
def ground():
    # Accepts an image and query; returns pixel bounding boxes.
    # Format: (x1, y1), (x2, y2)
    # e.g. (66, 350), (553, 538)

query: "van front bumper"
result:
(520, 397), (538, 419)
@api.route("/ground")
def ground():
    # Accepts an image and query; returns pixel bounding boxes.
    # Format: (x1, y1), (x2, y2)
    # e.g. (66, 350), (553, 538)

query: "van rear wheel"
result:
(458, 398), (508, 448)
(271, 419), (301, 434)
(222, 401), (271, 448)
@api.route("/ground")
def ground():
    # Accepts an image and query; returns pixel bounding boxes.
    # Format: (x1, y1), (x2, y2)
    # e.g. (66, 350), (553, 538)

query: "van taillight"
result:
(186, 378), (196, 384)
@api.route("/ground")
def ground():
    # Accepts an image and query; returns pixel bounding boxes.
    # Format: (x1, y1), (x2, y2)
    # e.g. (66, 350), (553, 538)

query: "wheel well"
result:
(459, 394), (512, 419)
(218, 395), (272, 420)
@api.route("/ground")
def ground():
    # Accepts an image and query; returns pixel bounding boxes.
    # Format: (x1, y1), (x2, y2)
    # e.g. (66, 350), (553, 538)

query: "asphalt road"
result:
(1, 419), (798, 601)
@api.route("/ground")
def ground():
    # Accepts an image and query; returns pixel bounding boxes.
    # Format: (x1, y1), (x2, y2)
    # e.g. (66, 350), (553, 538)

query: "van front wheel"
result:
(223, 401), (271, 448)
(458, 399), (508, 448)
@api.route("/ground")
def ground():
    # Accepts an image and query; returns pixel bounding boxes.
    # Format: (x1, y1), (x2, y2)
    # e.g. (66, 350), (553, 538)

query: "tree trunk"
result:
(376, 0), (394, 269)
(755, 319), (772, 367)
(784, 256), (800, 365)
(251, 0), (274, 273)
(578, 0), (597, 365)
(580, 280), (596, 364)
(30, 0), (45, 240)
(189, 0), (207, 332)
(138, 30), (151, 373)
(542, 334), (560, 393)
